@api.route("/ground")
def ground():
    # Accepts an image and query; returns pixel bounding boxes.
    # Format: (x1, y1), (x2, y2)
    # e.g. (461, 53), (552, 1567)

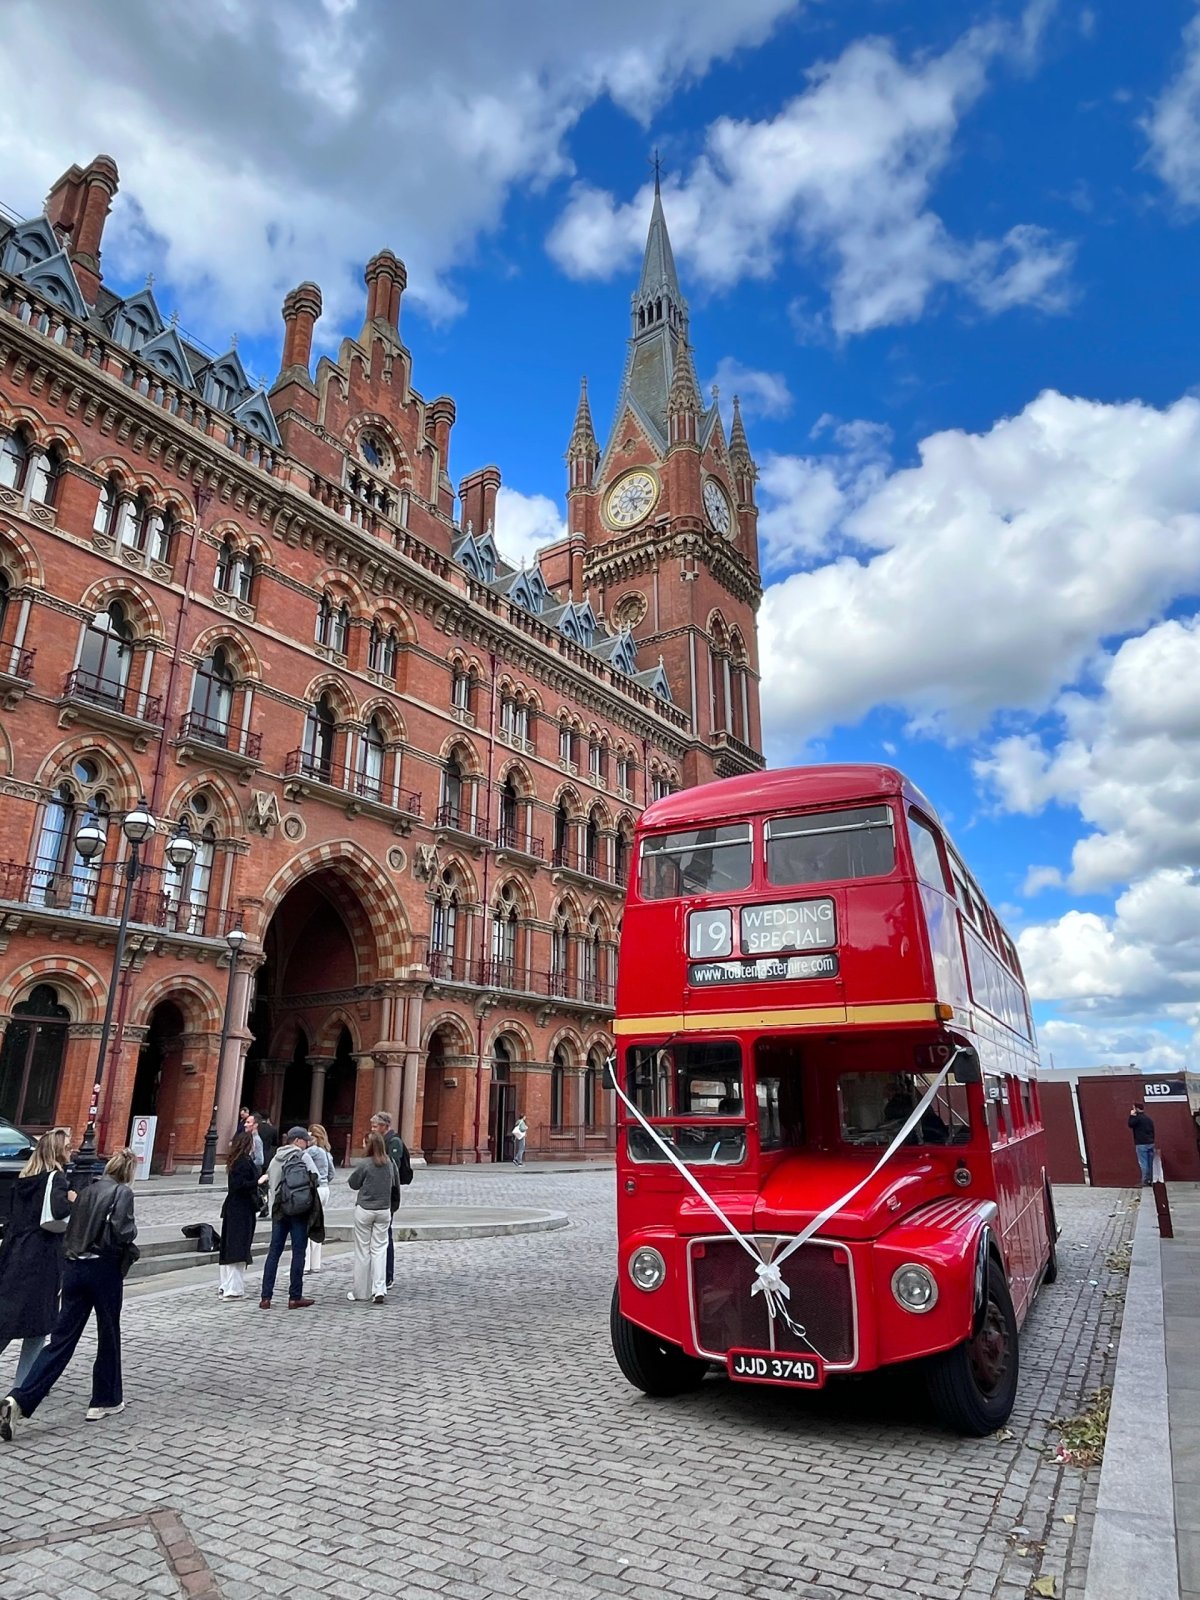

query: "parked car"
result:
(0, 1116), (36, 1237)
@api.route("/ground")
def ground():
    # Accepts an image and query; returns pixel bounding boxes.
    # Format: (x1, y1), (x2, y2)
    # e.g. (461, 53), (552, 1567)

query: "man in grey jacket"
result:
(258, 1129), (323, 1311)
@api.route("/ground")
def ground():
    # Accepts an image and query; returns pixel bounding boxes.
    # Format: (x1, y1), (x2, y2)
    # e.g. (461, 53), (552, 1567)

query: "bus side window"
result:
(754, 1037), (804, 1149)
(984, 1076), (1007, 1144)
(1020, 1077), (1035, 1127)
(907, 810), (949, 889)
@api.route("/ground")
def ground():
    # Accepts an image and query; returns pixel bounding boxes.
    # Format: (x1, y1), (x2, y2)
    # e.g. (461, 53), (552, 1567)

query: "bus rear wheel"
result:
(610, 1286), (708, 1397)
(926, 1266), (1019, 1436)
(1042, 1186), (1060, 1285)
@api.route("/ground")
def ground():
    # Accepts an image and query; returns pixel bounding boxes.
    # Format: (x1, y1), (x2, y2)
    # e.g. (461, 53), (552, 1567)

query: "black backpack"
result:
(279, 1156), (314, 1217)
(393, 1138), (414, 1187)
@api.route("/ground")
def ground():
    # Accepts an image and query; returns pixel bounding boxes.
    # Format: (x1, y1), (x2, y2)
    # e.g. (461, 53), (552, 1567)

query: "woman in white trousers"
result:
(305, 1123), (335, 1271)
(346, 1133), (398, 1305)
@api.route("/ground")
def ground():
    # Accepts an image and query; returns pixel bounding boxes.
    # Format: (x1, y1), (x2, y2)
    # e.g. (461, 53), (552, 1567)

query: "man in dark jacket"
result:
(1128, 1103), (1156, 1186)
(258, 1128), (322, 1310)
(370, 1111), (409, 1289)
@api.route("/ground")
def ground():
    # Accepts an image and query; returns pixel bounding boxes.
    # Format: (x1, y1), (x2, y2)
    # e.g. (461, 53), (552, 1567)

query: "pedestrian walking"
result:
(347, 1133), (399, 1304)
(369, 1111), (412, 1289)
(1128, 1102), (1157, 1186)
(0, 1129), (73, 1386)
(258, 1127), (324, 1310)
(305, 1123), (335, 1273)
(511, 1114), (528, 1167)
(0, 1148), (138, 1439)
(217, 1132), (258, 1301)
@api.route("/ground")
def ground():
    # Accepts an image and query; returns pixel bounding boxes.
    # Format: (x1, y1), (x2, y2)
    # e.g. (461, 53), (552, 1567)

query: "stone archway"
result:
(241, 857), (393, 1142)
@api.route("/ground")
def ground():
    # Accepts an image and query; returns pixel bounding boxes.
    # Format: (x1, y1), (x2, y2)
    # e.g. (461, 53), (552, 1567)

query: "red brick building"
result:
(0, 155), (763, 1167)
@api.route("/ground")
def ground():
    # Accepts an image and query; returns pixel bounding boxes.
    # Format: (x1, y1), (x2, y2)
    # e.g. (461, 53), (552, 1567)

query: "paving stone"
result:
(0, 1172), (1132, 1600)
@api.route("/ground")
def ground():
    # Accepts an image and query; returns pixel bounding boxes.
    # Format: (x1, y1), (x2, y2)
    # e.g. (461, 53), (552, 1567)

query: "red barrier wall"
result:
(1040, 1080), (1086, 1184)
(1076, 1075), (1200, 1186)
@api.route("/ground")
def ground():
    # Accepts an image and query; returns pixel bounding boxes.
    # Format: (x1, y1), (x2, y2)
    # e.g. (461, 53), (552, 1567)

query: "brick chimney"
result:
(279, 282), (322, 378)
(364, 249), (407, 333)
(44, 154), (118, 303)
(458, 465), (502, 540)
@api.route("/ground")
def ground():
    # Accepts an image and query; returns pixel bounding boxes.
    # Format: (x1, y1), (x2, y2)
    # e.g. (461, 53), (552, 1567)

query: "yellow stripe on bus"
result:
(612, 1002), (944, 1035)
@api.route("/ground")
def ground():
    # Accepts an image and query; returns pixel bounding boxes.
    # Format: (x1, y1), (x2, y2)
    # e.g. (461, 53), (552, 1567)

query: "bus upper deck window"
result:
(639, 823), (752, 901)
(766, 805), (895, 887)
(907, 811), (948, 889)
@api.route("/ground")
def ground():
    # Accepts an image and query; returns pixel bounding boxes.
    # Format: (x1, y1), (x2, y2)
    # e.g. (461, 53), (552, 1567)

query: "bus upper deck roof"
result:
(641, 764), (941, 831)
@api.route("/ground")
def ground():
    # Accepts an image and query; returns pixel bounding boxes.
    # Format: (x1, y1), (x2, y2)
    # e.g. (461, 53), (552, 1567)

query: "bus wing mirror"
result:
(604, 1055), (618, 1091)
(952, 1047), (981, 1085)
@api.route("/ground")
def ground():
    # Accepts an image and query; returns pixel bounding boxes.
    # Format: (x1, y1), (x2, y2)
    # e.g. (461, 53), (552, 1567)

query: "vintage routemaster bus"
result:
(609, 765), (1057, 1435)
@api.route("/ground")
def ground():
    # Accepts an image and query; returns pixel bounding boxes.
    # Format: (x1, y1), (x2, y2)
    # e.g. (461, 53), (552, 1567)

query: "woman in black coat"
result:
(218, 1132), (258, 1300)
(0, 1130), (73, 1385)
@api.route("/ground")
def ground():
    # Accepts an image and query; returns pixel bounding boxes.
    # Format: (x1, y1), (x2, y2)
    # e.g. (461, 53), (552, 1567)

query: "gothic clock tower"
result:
(564, 177), (765, 787)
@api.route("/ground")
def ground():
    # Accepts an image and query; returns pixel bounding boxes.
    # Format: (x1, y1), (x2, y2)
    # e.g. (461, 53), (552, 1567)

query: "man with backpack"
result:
(258, 1128), (324, 1310)
(369, 1111), (413, 1289)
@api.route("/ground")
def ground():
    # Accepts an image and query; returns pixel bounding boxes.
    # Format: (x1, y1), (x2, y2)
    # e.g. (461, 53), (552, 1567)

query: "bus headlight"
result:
(629, 1247), (667, 1292)
(891, 1264), (938, 1313)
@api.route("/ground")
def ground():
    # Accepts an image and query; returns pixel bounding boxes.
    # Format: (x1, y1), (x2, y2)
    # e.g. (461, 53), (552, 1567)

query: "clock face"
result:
(605, 470), (659, 529)
(703, 478), (733, 536)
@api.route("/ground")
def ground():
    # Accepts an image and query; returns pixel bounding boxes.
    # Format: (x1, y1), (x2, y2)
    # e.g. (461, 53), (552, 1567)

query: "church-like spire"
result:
(566, 376), (599, 490)
(667, 341), (701, 448)
(729, 393), (758, 505)
(633, 174), (685, 339)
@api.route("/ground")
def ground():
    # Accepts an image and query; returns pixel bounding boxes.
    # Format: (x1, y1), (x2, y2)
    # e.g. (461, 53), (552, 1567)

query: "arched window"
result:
(145, 504), (175, 565)
(550, 1048), (567, 1130)
(0, 429), (30, 492)
(584, 811), (601, 878)
(368, 622), (398, 680)
(583, 1060), (599, 1130)
(550, 915), (570, 995)
(32, 760), (110, 911)
(189, 645), (235, 744)
(580, 911), (601, 1001)
(164, 793), (219, 936)
(0, 984), (71, 1127)
(498, 775), (520, 849)
(553, 802), (572, 868)
(491, 884), (519, 983)
(451, 662), (472, 714)
(26, 442), (63, 506)
(0, 569), (10, 641)
(234, 549), (256, 604)
(429, 869), (461, 969)
(218, 538), (255, 603)
(93, 474), (121, 538)
(316, 593), (350, 654)
(302, 693), (336, 782)
(614, 826), (632, 887)
(358, 716), (385, 800)
(440, 752), (466, 827)
(76, 600), (133, 707)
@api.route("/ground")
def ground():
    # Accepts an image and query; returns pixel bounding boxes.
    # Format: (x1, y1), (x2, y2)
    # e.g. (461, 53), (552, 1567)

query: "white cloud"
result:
(705, 358), (792, 421)
(755, 415), (892, 570)
(0, 0), (798, 338)
(1037, 1018), (1190, 1074)
(1019, 868), (1200, 1013)
(758, 391), (1200, 745)
(493, 485), (567, 571)
(1144, 13), (1200, 207)
(1022, 865), (1064, 896)
(548, 22), (1074, 335)
(978, 613), (1200, 892)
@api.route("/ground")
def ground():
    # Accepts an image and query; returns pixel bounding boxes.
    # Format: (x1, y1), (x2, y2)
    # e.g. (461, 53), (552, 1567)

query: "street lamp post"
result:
(199, 925), (248, 1185)
(69, 800), (196, 1188)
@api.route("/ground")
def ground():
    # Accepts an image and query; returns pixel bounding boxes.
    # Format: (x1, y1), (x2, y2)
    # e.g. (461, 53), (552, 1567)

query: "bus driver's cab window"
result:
(754, 1037), (805, 1151)
(838, 1071), (971, 1147)
(624, 1041), (746, 1165)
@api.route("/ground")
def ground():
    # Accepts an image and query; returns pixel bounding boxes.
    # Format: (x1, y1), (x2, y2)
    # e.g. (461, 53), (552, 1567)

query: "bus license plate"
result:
(727, 1350), (824, 1388)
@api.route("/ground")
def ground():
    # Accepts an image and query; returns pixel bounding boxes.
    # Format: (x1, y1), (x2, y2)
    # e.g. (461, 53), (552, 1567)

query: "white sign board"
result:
(128, 1115), (158, 1181)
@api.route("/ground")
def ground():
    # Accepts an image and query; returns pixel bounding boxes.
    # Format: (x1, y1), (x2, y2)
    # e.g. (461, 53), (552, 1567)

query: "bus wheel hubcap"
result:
(969, 1301), (1008, 1394)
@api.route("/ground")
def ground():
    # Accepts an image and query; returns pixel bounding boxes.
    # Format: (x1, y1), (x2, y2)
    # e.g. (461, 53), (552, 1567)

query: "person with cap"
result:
(257, 1127), (324, 1310)
(1128, 1102), (1157, 1186)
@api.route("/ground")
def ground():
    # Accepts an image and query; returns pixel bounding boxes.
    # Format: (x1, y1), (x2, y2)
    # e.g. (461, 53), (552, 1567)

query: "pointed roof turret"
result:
(729, 394), (755, 471)
(567, 376), (598, 461)
(667, 341), (701, 418)
(633, 172), (684, 336)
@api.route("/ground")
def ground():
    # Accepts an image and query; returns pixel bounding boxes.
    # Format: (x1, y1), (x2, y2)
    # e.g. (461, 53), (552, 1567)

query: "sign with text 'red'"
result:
(739, 897), (836, 955)
(128, 1116), (158, 1181)
(1143, 1081), (1188, 1101)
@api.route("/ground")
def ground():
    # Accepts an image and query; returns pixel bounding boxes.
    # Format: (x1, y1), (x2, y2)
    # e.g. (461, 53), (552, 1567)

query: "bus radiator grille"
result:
(690, 1238), (855, 1364)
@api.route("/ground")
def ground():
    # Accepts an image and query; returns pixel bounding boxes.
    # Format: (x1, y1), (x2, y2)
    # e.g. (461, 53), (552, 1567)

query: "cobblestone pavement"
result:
(0, 1171), (1135, 1600)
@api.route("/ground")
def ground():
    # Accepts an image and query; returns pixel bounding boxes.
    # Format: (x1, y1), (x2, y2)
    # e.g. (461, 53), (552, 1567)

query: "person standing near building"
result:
(347, 1133), (399, 1304)
(369, 1111), (412, 1289)
(217, 1132), (258, 1301)
(258, 1128), (323, 1310)
(305, 1124), (335, 1273)
(511, 1114), (528, 1168)
(1128, 1102), (1157, 1186)
(257, 1111), (279, 1172)
(0, 1129), (73, 1385)
(0, 1148), (138, 1438)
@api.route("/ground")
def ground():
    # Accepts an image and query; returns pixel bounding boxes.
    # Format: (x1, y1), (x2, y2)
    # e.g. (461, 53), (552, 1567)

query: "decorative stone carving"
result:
(247, 790), (281, 834)
(413, 843), (440, 882)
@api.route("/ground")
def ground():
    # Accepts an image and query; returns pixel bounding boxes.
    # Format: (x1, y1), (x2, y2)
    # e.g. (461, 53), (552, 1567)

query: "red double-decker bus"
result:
(609, 764), (1057, 1435)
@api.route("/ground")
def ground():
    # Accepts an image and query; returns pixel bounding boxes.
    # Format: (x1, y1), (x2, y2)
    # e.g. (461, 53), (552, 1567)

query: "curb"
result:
(1083, 1198), (1179, 1600)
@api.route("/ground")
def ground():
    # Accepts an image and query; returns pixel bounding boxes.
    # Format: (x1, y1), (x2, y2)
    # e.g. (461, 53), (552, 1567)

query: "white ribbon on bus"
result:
(607, 1046), (964, 1354)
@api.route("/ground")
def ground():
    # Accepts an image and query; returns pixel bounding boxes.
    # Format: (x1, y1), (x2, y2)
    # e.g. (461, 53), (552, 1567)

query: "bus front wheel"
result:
(610, 1286), (708, 1397)
(926, 1266), (1020, 1436)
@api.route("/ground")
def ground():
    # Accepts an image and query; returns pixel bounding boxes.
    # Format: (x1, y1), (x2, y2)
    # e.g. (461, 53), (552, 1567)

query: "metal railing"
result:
(550, 844), (628, 886)
(283, 749), (422, 815)
(0, 637), (34, 680)
(0, 858), (239, 938)
(425, 947), (614, 1006)
(62, 668), (162, 725)
(178, 710), (263, 760)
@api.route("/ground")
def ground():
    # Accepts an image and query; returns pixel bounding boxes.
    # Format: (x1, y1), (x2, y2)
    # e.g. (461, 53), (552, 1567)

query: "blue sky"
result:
(4, 0), (1200, 1074)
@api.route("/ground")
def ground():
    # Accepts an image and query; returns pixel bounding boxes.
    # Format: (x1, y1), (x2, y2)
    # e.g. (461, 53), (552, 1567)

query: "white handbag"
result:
(39, 1173), (68, 1234)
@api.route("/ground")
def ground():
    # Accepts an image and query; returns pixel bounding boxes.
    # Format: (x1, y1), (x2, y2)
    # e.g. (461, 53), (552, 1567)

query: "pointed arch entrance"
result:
(241, 852), (404, 1155)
